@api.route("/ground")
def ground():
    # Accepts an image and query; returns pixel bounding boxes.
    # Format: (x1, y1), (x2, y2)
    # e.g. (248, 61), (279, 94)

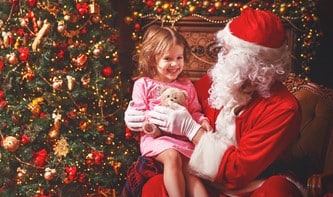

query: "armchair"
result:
(283, 74), (333, 197)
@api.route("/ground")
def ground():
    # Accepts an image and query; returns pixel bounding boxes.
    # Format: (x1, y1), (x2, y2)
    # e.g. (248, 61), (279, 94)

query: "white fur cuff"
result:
(189, 132), (234, 181)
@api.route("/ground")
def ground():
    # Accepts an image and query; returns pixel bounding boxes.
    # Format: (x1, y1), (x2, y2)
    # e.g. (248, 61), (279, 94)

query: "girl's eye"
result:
(177, 56), (183, 60)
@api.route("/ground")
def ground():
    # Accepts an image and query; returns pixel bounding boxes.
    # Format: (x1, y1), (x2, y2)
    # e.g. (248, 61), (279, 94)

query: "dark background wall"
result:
(308, 0), (333, 88)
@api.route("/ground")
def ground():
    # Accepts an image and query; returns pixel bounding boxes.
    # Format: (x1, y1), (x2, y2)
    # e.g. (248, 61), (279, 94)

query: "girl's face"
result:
(154, 44), (184, 83)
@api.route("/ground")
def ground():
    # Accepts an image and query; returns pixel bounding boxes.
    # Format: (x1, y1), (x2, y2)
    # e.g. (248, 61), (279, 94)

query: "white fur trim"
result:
(189, 131), (234, 181)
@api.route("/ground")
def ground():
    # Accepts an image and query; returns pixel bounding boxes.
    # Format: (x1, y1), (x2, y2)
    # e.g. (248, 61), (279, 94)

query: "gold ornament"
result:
(109, 160), (122, 175)
(6, 53), (18, 64)
(52, 77), (63, 90)
(53, 137), (69, 157)
(63, 13), (71, 21)
(105, 133), (114, 144)
(28, 97), (44, 116)
(88, 1), (100, 15)
(91, 15), (101, 23)
(79, 120), (89, 131)
(66, 75), (76, 91)
(2, 136), (20, 152)
(16, 167), (27, 184)
(202, 1), (210, 8)
(92, 44), (103, 58)
(44, 167), (56, 181)
(124, 16), (133, 25)
(2, 32), (12, 48)
(81, 75), (90, 87)
(97, 124), (105, 133)
(22, 65), (35, 81)
(48, 126), (60, 142)
(57, 21), (67, 33)
(189, 5), (196, 13)
(214, 2), (222, 9)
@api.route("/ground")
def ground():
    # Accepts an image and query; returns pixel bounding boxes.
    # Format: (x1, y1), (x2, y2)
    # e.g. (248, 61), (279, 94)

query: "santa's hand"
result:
(124, 101), (145, 132)
(148, 101), (201, 140)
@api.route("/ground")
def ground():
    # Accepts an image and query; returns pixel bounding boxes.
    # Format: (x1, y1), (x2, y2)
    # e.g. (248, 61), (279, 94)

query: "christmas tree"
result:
(0, 0), (139, 196)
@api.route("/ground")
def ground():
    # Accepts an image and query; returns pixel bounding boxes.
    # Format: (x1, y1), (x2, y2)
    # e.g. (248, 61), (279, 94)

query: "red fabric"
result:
(215, 81), (300, 189)
(142, 175), (168, 197)
(229, 8), (286, 48)
(141, 74), (302, 196)
(252, 176), (302, 197)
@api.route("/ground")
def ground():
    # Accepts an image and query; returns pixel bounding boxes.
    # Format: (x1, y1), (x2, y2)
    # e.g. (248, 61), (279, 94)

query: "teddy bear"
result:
(143, 87), (188, 137)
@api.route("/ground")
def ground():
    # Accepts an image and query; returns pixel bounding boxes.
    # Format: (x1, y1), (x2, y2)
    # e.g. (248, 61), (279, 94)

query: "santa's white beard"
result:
(208, 51), (252, 111)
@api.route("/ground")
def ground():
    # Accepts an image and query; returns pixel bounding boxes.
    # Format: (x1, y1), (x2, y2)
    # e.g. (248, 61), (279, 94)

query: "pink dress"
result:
(131, 77), (208, 158)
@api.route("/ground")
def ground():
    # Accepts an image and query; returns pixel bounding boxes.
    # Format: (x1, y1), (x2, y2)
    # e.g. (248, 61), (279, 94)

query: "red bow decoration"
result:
(32, 148), (48, 167)
(65, 166), (78, 181)
(76, 3), (88, 15)
(21, 134), (31, 145)
(18, 47), (30, 62)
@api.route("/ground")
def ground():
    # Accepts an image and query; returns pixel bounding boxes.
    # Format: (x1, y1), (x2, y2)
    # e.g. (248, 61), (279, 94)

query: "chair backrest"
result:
(283, 73), (333, 181)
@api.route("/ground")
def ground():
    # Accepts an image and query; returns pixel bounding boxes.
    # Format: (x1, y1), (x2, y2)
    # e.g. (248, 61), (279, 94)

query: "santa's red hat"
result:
(227, 8), (286, 48)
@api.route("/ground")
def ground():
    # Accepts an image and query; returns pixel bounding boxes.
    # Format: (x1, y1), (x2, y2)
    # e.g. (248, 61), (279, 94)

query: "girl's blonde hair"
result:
(132, 26), (191, 80)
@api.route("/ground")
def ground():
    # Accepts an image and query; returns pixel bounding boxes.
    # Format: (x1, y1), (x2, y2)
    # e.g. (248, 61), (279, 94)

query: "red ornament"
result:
(146, 0), (154, 7)
(125, 127), (133, 139)
(109, 34), (119, 43)
(102, 66), (113, 77)
(26, 0), (37, 7)
(182, 0), (188, 7)
(208, 5), (216, 15)
(11, 0), (19, 6)
(0, 61), (4, 72)
(156, 8), (163, 14)
(134, 23), (141, 32)
(76, 3), (88, 15)
(21, 134), (31, 145)
(65, 166), (78, 181)
(18, 47), (30, 62)
(32, 148), (48, 167)
(78, 173), (85, 183)
(80, 27), (87, 35)
(92, 150), (104, 165)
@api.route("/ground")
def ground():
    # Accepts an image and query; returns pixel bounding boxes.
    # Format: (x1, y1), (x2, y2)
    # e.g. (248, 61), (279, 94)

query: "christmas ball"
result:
(102, 66), (113, 77)
(44, 168), (57, 181)
(2, 136), (20, 152)
(7, 53), (18, 64)
(44, 171), (54, 181)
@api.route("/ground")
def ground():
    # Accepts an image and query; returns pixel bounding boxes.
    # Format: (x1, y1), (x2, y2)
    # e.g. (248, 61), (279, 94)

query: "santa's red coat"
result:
(141, 74), (303, 196)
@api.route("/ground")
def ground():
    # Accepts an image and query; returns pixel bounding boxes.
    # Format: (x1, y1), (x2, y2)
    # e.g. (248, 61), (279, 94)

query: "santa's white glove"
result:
(148, 101), (201, 141)
(124, 101), (146, 132)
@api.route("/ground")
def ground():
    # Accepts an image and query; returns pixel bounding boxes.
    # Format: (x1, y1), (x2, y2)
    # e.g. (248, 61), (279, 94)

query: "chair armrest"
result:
(307, 172), (333, 197)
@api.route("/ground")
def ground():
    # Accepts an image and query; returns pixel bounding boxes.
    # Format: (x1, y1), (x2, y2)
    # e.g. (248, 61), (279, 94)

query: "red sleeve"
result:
(216, 86), (301, 189)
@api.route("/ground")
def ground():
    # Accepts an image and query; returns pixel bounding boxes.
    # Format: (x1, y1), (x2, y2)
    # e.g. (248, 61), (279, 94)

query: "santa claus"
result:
(125, 8), (304, 197)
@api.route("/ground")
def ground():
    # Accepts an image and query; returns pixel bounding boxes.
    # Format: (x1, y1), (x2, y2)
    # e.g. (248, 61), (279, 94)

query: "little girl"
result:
(126, 26), (212, 197)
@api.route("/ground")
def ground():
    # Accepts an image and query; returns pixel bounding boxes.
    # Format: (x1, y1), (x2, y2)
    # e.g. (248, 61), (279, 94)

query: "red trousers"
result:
(141, 174), (303, 197)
